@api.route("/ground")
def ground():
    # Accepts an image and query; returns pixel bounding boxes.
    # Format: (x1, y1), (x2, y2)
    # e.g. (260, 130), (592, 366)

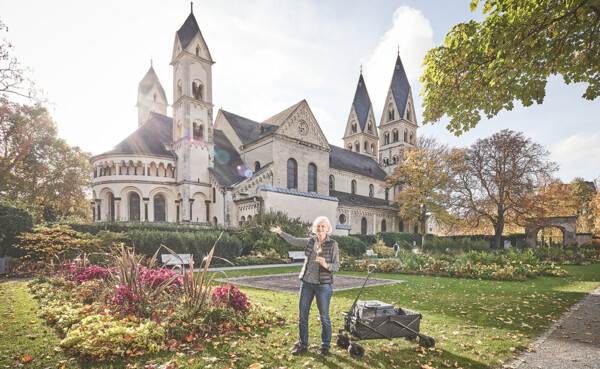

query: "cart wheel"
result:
(348, 342), (365, 358)
(405, 335), (417, 342)
(419, 336), (435, 349)
(336, 333), (350, 349)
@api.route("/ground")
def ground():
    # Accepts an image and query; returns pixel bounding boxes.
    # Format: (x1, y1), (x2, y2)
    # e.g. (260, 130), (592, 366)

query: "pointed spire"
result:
(352, 73), (373, 132)
(175, 6), (213, 61)
(191, 1), (193, 14)
(360, 64), (363, 75)
(389, 54), (411, 120)
(139, 64), (167, 102)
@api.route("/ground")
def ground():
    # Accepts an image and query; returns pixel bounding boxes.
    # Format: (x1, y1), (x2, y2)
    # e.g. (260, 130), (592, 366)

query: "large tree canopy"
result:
(453, 129), (558, 248)
(0, 97), (92, 222)
(421, 0), (600, 135)
(387, 137), (459, 245)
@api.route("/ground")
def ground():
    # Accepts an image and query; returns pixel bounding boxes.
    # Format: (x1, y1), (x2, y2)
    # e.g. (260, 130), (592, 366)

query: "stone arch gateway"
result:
(525, 216), (578, 247)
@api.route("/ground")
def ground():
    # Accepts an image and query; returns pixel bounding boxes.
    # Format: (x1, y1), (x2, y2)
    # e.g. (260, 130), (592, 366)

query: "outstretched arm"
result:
(270, 226), (309, 247)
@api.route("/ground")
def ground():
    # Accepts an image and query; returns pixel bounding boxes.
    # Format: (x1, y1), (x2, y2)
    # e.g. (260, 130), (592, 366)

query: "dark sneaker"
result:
(291, 345), (308, 356)
(317, 347), (330, 356)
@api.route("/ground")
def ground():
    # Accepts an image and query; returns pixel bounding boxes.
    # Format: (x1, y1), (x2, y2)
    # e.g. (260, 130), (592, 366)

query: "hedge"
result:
(377, 232), (422, 247)
(67, 222), (211, 235)
(127, 229), (243, 262)
(330, 235), (367, 257)
(352, 234), (377, 246)
(0, 204), (34, 257)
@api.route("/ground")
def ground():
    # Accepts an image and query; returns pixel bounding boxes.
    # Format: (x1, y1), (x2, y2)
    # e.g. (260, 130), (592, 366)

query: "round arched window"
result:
(339, 214), (346, 224)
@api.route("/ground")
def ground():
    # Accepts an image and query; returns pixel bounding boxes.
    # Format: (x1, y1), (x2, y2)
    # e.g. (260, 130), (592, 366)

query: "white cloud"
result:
(363, 6), (435, 121)
(552, 133), (600, 181)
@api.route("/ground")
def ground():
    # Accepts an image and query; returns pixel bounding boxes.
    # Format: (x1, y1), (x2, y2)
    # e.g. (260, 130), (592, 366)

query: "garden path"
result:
(506, 284), (600, 368)
(214, 272), (403, 293)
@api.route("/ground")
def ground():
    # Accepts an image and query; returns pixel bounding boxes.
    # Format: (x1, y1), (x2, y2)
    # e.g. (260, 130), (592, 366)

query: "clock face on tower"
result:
(298, 120), (308, 136)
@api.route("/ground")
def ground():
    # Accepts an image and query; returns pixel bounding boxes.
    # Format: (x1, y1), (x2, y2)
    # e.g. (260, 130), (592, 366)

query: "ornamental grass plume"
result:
(106, 243), (180, 316)
(161, 230), (231, 312)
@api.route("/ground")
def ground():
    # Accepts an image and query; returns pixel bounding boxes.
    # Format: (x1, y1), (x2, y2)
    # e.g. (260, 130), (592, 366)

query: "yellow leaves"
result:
(248, 364), (263, 369)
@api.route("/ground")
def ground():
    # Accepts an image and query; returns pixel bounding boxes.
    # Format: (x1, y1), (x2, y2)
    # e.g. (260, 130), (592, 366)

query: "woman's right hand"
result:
(270, 226), (282, 234)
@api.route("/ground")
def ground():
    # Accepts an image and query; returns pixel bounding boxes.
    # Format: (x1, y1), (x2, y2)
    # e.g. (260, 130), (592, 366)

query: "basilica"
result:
(90, 7), (419, 235)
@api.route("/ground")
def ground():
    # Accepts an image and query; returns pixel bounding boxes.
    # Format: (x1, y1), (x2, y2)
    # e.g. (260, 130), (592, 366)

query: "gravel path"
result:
(215, 272), (403, 293)
(506, 284), (600, 369)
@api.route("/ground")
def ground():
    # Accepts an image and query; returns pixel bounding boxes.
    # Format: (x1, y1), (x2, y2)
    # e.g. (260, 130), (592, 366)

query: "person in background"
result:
(393, 242), (399, 258)
(270, 216), (339, 357)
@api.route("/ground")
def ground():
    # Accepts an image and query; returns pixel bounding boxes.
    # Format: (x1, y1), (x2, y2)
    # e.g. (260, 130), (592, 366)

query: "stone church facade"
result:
(90, 8), (419, 236)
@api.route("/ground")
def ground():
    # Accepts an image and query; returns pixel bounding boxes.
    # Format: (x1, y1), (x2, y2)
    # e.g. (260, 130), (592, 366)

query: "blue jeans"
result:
(298, 281), (333, 349)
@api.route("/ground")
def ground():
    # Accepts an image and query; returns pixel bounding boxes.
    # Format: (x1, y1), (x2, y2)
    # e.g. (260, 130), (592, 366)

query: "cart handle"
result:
(347, 263), (378, 315)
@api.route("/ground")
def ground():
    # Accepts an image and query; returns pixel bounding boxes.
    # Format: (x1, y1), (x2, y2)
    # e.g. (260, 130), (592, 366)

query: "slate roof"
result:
(259, 186), (338, 201)
(390, 54), (411, 119)
(105, 112), (174, 158)
(177, 12), (212, 60)
(262, 100), (304, 126)
(352, 74), (373, 132)
(329, 145), (387, 181)
(138, 66), (167, 102)
(329, 190), (397, 211)
(210, 129), (251, 187)
(222, 110), (279, 146)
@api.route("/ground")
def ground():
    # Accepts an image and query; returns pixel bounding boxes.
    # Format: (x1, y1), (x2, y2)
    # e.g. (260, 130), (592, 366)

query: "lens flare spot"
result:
(216, 150), (230, 164)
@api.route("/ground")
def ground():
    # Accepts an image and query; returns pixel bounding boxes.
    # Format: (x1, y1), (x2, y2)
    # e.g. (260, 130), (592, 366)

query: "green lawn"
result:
(1, 263), (599, 369)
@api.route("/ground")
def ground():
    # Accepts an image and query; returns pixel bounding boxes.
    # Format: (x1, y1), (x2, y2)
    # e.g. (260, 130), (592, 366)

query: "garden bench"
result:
(366, 249), (377, 257)
(161, 253), (192, 270)
(288, 251), (306, 262)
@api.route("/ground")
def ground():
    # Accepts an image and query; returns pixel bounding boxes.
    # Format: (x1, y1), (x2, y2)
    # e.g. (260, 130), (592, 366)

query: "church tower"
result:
(342, 71), (378, 160)
(136, 62), (168, 127)
(170, 5), (215, 221)
(378, 53), (418, 174)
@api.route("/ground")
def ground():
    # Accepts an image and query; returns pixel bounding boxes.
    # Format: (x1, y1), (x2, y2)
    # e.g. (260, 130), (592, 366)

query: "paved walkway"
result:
(506, 284), (600, 369)
(204, 262), (303, 272)
(215, 272), (403, 293)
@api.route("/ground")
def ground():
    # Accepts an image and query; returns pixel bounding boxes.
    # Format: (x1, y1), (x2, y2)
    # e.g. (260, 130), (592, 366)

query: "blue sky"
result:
(1, 0), (598, 182)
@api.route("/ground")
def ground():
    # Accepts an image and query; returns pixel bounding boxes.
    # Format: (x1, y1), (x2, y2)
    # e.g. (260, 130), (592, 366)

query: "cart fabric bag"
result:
(352, 300), (396, 320)
(346, 307), (422, 340)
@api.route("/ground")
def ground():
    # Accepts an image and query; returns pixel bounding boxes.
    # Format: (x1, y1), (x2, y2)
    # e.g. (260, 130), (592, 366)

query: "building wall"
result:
(329, 169), (386, 200)
(241, 138), (274, 173)
(260, 189), (340, 235)
(272, 137), (329, 196)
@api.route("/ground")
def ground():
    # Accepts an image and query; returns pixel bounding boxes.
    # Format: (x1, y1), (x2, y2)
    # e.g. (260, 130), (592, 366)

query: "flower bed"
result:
(342, 249), (570, 281)
(27, 245), (285, 361)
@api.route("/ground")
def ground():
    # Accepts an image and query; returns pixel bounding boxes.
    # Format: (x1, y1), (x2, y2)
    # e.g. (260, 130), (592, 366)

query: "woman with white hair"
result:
(270, 216), (340, 357)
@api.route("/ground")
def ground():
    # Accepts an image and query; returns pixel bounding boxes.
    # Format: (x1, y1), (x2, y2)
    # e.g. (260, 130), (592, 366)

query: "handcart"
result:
(337, 264), (435, 358)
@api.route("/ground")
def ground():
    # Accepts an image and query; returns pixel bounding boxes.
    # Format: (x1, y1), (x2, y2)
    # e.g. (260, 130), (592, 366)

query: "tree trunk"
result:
(493, 225), (503, 249)
(420, 216), (428, 247)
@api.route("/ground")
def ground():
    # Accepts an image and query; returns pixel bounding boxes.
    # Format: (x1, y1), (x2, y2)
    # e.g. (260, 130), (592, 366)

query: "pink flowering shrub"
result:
(212, 284), (250, 312)
(110, 284), (141, 314)
(63, 263), (112, 283)
(137, 266), (182, 288)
